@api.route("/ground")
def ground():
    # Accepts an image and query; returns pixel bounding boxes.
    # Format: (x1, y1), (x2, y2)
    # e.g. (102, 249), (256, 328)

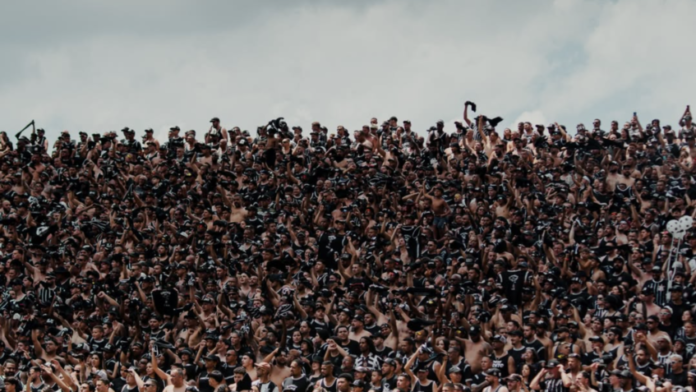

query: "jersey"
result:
(282, 375), (311, 392)
(498, 270), (529, 306)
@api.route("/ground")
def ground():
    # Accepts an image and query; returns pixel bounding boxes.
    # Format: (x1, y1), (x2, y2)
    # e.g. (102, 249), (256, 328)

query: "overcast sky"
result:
(1, 0), (694, 142)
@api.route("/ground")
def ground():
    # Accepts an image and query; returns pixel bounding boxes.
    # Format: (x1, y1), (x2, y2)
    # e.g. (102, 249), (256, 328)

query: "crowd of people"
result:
(0, 103), (696, 392)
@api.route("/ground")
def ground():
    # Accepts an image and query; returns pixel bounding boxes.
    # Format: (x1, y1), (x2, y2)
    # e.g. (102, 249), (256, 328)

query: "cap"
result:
(383, 358), (396, 366)
(545, 359), (560, 369)
(491, 335), (506, 343)
(450, 366), (463, 374)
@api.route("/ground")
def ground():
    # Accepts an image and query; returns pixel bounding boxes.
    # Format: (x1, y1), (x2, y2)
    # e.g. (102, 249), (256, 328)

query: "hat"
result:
(210, 117), (220, 123)
(486, 369), (501, 377)
(545, 360), (560, 369)
(491, 335), (506, 343)
(204, 355), (220, 362)
(419, 345), (433, 355)
(169, 126), (180, 131)
(450, 366), (463, 374)
(204, 333), (219, 341)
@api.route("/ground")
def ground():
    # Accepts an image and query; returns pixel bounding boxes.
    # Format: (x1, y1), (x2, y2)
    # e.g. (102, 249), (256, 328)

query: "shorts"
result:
(434, 215), (448, 229)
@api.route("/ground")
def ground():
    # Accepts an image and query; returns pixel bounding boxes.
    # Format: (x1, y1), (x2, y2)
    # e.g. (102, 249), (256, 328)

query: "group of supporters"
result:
(1, 104), (696, 392)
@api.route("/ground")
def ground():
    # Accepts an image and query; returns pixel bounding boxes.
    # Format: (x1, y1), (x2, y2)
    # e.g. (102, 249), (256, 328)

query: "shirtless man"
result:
(605, 161), (622, 192)
(31, 333), (59, 362)
(263, 348), (292, 388)
(617, 165), (636, 187)
(349, 316), (372, 342)
(634, 287), (661, 317)
(227, 195), (248, 223)
(460, 325), (491, 375)
(421, 184), (451, 239)
(646, 315), (670, 344)
(162, 369), (187, 392)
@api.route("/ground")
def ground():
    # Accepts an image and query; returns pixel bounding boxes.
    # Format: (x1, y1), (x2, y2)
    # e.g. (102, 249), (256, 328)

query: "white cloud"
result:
(0, 0), (693, 144)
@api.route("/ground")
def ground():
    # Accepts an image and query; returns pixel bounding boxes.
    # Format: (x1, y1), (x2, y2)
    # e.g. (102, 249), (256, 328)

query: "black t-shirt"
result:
(111, 378), (127, 392)
(400, 226), (422, 259)
(318, 232), (346, 269)
(87, 337), (108, 352)
(497, 270), (529, 305)
(490, 352), (511, 378)
(340, 339), (361, 356)
(524, 339), (547, 361)
(582, 351), (600, 366)
(508, 346), (526, 372)
(567, 290), (591, 318)
(668, 300), (688, 328)
(643, 279), (669, 307)
(282, 375), (311, 392)
(383, 375), (398, 392)
(198, 370), (214, 392)
(669, 370), (688, 387)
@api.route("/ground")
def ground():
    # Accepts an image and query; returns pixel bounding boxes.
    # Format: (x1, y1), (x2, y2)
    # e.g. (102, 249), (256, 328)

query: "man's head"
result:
(170, 368), (185, 387)
(337, 374), (354, 392)
(256, 362), (271, 377)
(290, 360), (303, 377)
(4, 378), (21, 392)
(506, 374), (522, 390)
(95, 379), (110, 392)
(382, 358), (396, 376)
(485, 369), (501, 385)
(321, 361), (334, 377)
(672, 354), (684, 372)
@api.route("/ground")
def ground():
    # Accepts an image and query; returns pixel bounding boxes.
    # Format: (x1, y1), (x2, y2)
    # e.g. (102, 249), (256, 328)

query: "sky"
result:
(1, 0), (694, 143)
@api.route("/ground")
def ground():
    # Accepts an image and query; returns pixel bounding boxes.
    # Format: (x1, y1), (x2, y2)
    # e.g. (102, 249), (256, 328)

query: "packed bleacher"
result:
(1, 103), (696, 392)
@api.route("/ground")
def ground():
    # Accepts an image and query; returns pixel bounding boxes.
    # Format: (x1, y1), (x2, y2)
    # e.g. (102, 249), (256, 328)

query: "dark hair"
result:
(209, 371), (224, 383)
(5, 378), (21, 389)
(359, 336), (375, 354)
